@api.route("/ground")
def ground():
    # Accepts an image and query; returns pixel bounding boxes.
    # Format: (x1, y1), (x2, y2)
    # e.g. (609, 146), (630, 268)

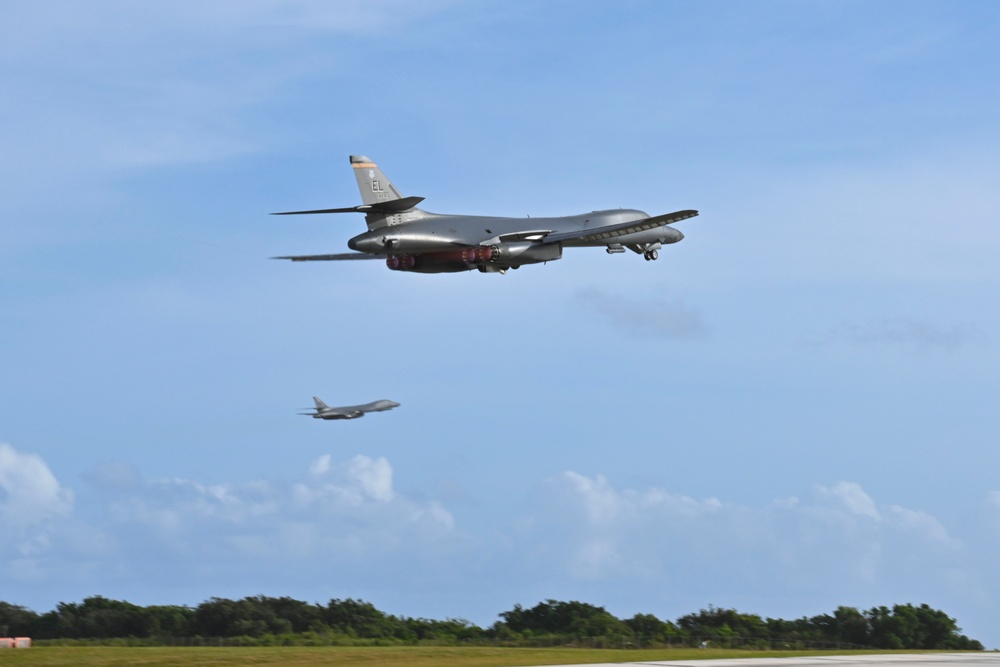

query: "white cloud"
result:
(0, 443), (73, 530)
(102, 454), (451, 560)
(0, 443), (74, 561)
(291, 455), (402, 510)
(308, 454), (332, 476)
(532, 472), (729, 580)
(817, 480), (881, 519)
(0, 446), (458, 603)
(561, 472), (620, 524)
(73, 453), (462, 600)
(523, 472), (964, 597)
(348, 455), (394, 502)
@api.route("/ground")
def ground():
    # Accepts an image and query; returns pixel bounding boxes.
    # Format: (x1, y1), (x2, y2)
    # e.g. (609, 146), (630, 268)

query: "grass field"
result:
(0, 647), (905, 667)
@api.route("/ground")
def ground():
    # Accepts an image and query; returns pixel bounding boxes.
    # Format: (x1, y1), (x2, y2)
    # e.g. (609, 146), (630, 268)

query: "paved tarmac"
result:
(523, 652), (1000, 667)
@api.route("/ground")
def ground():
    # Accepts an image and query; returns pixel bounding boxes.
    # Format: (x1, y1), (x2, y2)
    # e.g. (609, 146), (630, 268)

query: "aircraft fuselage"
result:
(312, 399), (400, 420)
(346, 209), (683, 273)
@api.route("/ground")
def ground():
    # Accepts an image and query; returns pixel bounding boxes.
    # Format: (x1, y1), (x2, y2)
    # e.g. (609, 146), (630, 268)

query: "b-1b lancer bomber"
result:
(273, 155), (698, 274)
(301, 397), (400, 420)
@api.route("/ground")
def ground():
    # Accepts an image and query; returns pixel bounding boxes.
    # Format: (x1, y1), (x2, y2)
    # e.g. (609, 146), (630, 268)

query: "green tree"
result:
(324, 598), (394, 638)
(0, 602), (39, 637)
(193, 597), (241, 637)
(498, 600), (627, 637)
(144, 605), (195, 638)
(624, 613), (669, 639)
(52, 596), (151, 638)
(677, 606), (768, 639)
(248, 596), (319, 634)
(832, 606), (869, 646)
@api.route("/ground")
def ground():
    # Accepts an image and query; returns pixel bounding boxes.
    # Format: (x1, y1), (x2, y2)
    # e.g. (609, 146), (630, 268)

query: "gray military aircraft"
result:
(273, 155), (697, 274)
(301, 397), (400, 420)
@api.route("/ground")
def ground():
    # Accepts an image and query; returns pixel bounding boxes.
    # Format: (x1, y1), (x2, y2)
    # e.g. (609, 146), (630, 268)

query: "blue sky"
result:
(2, 0), (999, 648)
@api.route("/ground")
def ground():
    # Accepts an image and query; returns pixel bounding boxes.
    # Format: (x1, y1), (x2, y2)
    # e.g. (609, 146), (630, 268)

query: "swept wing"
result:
(271, 252), (382, 262)
(541, 209), (698, 245)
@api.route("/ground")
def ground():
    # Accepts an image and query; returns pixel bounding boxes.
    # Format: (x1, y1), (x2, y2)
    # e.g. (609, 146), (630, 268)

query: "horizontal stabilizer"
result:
(364, 196), (425, 212)
(543, 209), (698, 244)
(272, 206), (358, 215)
(272, 196), (424, 216)
(272, 252), (382, 262)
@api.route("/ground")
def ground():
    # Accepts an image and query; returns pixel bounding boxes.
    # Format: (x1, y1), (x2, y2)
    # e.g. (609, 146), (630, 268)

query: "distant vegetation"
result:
(0, 597), (983, 650)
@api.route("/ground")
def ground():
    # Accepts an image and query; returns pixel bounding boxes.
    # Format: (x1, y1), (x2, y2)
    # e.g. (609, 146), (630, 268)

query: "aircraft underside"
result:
(385, 241), (563, 273)
(382, 237), (670, 273)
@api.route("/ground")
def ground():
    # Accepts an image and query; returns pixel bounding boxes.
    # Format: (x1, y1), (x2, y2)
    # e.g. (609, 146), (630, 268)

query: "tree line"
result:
(0, 597), (983, 650)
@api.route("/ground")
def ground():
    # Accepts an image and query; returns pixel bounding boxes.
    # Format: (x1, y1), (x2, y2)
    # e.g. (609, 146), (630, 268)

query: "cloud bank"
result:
(511, 472), (975, 616)
(0, 442), (992, 641)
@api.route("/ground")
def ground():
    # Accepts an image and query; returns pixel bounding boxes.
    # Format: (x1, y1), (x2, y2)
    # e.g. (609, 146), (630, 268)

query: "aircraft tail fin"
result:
(351, 155), (405, 207)
(312, 396), (329, 410)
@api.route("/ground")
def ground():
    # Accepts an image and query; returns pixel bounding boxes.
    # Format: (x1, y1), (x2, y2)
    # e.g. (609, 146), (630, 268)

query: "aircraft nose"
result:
(669, 228), (684, 243)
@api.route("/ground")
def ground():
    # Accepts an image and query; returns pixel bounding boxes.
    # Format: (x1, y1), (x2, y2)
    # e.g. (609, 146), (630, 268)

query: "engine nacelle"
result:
(386, 247), (493, 273)
(489, 242), (562, 267)
(386, 243), (561, 273)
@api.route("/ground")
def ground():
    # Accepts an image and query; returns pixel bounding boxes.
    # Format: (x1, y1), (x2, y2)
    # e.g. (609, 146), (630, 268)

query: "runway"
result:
(524, 653), (1000, 667)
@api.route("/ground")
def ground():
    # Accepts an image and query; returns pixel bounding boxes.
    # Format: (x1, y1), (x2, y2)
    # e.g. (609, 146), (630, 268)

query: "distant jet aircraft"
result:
(273, 155), (698, 274)
(301, 397), (400, 420)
